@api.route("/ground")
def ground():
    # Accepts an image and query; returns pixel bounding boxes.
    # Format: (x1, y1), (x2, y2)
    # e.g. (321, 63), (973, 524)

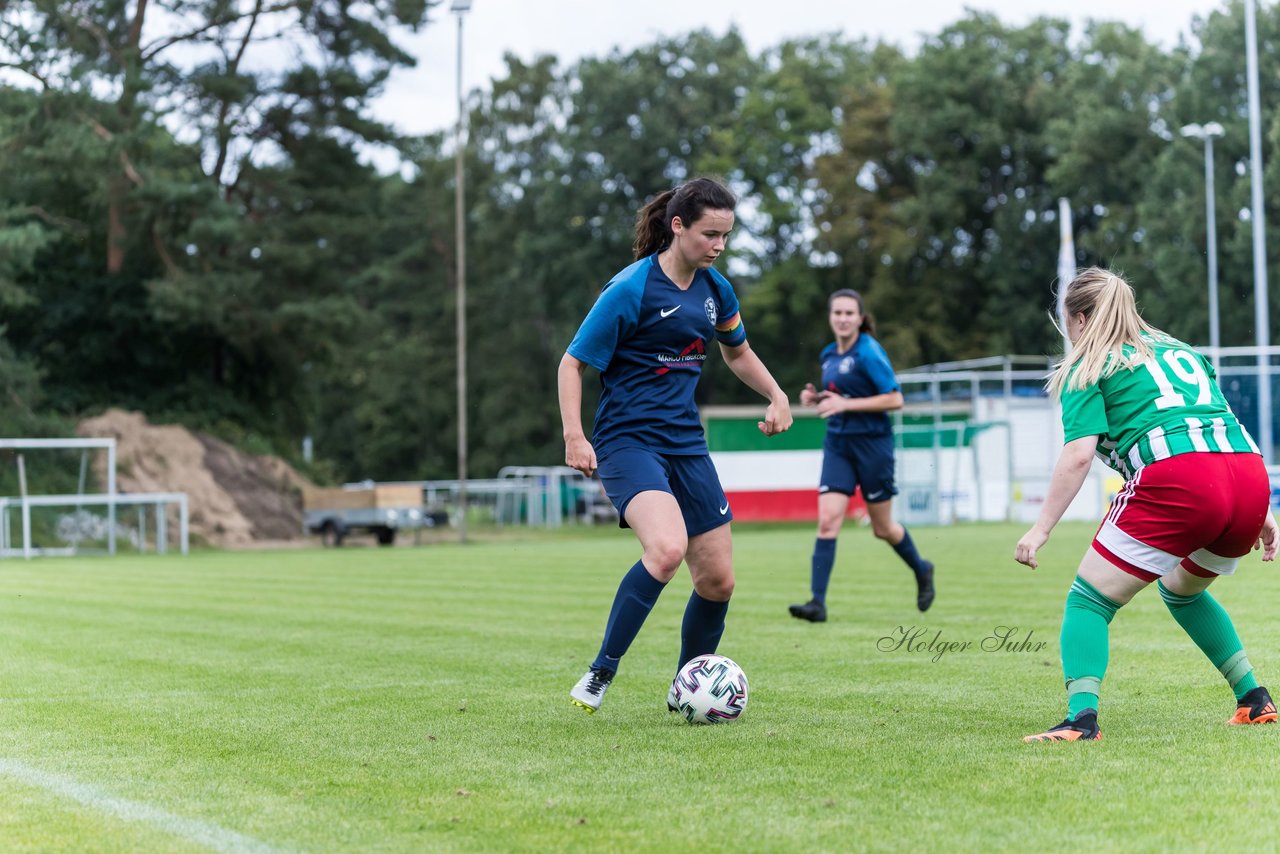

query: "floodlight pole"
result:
(1180, 122), (1224, 368)
(1056, 197), (1075, 355)
(452, 0), (471, 543)
(1246, 0), (1272, 464)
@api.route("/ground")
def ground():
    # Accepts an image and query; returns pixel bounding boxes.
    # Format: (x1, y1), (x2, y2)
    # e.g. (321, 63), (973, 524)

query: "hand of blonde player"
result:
(799, 383), (819, 406)
(1257, 512), (1279, 561)
(1014, 526), (1049, 569)
(564, 435), (597, 477)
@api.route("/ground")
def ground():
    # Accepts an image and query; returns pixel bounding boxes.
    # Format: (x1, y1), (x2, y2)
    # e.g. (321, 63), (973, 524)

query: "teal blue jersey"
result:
(817, 334), (899, 436)
(566, 255), (746, 455)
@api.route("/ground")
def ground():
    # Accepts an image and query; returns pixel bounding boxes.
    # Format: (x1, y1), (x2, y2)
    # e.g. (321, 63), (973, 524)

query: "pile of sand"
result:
(76, 409), (313, 547)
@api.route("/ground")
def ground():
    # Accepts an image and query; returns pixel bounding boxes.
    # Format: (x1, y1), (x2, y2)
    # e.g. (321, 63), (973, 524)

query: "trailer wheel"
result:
(375, 526), (396, 546)
(321, 520), (347, 547)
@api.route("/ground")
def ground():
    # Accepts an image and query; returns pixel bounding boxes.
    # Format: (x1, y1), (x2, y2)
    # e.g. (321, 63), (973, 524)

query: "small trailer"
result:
(302, 484), (446, 546)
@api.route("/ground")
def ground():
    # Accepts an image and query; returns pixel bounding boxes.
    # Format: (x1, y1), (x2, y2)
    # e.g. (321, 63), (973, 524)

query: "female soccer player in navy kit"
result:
(559, 177), (793, 714)
(788, 289), (935, 623)
(1017, 268), (1278, 742)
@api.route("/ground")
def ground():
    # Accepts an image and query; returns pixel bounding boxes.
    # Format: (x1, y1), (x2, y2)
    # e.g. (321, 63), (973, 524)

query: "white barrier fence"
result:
(0, 493), (189, 560)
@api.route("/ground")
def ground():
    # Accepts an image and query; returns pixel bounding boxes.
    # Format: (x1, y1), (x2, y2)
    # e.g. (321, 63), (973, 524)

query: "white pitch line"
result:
(0, 757), (288, 853)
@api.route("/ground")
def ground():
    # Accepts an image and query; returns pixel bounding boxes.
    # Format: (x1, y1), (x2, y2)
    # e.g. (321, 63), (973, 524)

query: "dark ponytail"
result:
(828, 288), (875, 336)
(633, 190), (677, 260)
(632, 177), (736, 259)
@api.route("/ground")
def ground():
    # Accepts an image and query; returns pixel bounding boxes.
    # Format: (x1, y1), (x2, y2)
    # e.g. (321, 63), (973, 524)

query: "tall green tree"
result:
(307, 134), (460, 479)
(0, 0), (439, 442)
(0, 0), (434, 270)
(743, 39), (906, 393)
(803, 13), (1190, 365)
(1137, 0), (1280, 347)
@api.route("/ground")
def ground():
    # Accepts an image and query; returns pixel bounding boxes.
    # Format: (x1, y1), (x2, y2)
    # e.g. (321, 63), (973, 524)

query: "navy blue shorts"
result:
(819, 432), (897, 503)
(596, 446), (732, 537)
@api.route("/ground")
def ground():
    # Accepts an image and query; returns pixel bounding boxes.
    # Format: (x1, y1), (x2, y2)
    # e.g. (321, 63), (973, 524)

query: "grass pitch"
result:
(1, 521), (1278, 852)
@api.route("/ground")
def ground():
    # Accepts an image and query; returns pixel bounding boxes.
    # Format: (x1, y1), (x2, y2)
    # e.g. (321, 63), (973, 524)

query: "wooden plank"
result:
(302, 484), (423, 511)
(371, 485), (423, 508)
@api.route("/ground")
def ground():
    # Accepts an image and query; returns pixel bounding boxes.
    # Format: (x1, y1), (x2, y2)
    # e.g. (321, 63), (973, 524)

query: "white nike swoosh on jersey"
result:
(866, 490), (886, 501)
(719, 503), (730, 515)
(660, 306), (681, 317)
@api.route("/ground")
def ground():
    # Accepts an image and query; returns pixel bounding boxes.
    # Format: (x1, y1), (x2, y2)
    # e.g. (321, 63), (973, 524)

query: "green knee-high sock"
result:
(1157, 581), (1259, 701)
(1061, 577), (1121, 718)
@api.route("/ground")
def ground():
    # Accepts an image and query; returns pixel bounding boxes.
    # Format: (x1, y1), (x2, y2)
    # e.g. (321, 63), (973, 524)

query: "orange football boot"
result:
(1229, 686), (1278, 725)
(1024, 710), (1102, 742)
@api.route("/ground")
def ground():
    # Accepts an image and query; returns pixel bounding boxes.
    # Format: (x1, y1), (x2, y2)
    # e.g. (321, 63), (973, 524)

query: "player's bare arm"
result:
(557, 353), (597, 476)
(1015, 435), (1097, 569)
(720, 341), (792, 436)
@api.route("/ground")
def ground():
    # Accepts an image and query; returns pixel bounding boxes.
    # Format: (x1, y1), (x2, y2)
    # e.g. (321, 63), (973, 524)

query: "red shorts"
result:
(1092, 452), (1271, 582)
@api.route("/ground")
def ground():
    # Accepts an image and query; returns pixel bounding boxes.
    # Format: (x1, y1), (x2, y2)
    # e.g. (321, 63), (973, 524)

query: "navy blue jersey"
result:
(818, 334), (899, 436)
(567, 254), (747, 455)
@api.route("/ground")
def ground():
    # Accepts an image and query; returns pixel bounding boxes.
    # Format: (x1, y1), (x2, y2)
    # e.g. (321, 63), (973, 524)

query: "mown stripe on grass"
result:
(0, 758), (287, 853)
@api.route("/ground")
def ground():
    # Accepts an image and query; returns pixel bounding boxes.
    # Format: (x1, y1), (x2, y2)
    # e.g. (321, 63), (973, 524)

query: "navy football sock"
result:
(678, 591), (730, 669)
(810, 537), (837, 605)
(892, 528), (927, 576)
(592, 559), (667, 672)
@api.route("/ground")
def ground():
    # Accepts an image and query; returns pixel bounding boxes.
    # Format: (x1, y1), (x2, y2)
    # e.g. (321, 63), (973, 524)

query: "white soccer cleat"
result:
(570, 667), (615, 713)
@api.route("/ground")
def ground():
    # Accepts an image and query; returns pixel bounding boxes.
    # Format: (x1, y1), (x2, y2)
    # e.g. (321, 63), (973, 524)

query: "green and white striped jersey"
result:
(1060, 335), (1259, 479)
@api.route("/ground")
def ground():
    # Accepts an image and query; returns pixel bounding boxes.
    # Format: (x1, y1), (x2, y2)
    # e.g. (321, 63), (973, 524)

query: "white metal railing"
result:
(496, 466), (593, 527)
(368, 478), (537, 526)
(1, 438), (119, 551)
(364, 470), (611, 527)
(0, 493), (189, 560)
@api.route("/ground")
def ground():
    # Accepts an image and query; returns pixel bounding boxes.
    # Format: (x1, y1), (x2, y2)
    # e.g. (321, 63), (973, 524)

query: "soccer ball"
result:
(670, 654), (749, 724)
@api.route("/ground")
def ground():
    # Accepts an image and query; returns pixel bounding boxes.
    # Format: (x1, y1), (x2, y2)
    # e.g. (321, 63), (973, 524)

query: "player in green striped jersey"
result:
(1015, 267), (1279, 742)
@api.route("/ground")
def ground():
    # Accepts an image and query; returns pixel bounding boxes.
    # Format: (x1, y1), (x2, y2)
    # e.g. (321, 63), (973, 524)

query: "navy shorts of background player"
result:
(817, 335), (899, 502)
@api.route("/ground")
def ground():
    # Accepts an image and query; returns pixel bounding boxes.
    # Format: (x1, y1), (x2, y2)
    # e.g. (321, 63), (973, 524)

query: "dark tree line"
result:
(4, 1), (1280, 481)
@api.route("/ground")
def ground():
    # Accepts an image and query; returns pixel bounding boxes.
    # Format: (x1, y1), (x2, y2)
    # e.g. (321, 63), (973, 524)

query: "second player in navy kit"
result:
(789, 289), (935, 623)
(560, 177), (793, 714)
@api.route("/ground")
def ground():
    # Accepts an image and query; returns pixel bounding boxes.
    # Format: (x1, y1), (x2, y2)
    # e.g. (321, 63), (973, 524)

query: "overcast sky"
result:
(378, 0), (1227, 138)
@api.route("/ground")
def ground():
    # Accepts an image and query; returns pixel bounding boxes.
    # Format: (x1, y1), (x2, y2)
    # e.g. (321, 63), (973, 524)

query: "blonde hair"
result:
(1046, 267), (1172, 396)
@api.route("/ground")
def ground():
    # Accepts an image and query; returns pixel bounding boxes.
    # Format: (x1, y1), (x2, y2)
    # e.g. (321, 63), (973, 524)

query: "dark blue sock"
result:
(810, 537), (837, 605)
(591, 560), (667, 673)
(678, 591), (730, 670)
(893, 528), (927, 576)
